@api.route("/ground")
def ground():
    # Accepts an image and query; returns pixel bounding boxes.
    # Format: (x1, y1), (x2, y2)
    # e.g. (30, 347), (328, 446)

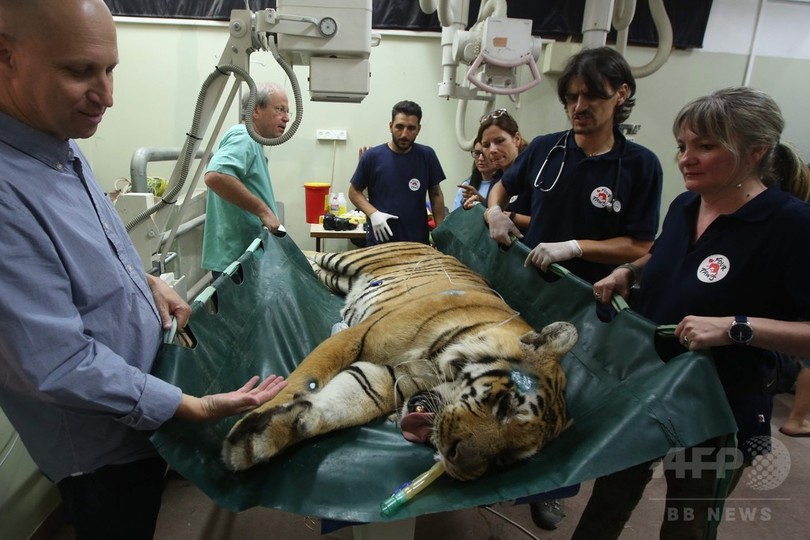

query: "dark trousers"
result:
(57, 456), (167, 540)
(572, 459), (656, 540)
(572, 437), (744, 540)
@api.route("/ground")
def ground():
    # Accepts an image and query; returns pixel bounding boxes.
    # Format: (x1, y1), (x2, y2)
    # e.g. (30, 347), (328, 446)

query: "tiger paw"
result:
(221, 401), (319, 471)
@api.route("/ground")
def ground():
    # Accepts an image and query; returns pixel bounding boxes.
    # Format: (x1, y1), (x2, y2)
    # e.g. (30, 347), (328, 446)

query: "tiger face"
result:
(222, 242), (576, 481)
(400, 321), (575, 480)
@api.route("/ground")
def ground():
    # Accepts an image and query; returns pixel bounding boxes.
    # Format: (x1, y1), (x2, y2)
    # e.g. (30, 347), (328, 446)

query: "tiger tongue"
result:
(400, 412), (434, 443)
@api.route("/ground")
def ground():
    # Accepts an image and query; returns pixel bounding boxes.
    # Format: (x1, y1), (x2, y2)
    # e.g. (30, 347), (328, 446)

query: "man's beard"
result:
(394, 137), (413, 150)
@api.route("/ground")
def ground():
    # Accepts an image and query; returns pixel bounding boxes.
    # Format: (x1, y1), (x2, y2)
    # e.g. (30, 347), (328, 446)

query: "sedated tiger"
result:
(222, 242), (577, 481)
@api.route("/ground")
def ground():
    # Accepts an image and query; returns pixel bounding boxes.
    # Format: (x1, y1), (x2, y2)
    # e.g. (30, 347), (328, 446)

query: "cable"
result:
(0, 431), (20, 469)
(330, 139), (337, 190)
(480, 505), (541, 540)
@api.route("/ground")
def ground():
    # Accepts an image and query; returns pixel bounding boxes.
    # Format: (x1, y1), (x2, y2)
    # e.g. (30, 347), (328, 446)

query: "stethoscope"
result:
(532, 130), (624, 213)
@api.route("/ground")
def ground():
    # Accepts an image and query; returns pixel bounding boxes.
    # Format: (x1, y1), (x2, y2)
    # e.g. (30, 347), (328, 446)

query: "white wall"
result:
(704, 0), (810, 58)
(0, 411), (61, 539)
(75, 1), (810, 249)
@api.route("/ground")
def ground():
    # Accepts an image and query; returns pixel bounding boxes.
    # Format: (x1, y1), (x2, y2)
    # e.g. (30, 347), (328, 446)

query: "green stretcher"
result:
(150, 205), (737, 524)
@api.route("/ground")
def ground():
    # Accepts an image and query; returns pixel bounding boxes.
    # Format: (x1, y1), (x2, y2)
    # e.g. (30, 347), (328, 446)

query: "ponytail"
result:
(772, 143), (810, 202)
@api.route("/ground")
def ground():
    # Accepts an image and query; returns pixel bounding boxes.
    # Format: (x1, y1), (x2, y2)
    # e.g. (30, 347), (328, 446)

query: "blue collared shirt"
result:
(0, 111), (182, 483)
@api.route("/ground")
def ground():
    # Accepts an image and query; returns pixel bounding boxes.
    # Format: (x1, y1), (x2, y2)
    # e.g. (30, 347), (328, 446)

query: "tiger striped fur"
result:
(222, 242), (577, 480)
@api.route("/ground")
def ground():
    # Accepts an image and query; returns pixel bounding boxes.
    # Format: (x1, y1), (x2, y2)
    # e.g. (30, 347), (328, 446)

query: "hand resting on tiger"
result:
(222, 242), (577, 481)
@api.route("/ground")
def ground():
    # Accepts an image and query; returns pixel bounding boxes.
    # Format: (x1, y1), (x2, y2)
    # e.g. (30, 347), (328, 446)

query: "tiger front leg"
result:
(222, 362), (398, 471)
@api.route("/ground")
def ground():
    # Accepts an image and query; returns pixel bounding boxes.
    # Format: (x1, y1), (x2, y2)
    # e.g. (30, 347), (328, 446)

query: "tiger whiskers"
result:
(391, 357), (453, 425)
(393, 356), (451, 390)
(393, 386), (446, 427)
(391, 359), (431, 408)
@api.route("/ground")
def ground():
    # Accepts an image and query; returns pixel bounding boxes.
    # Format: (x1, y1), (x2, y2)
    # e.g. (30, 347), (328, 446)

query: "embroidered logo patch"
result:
(697, 255), (730, 283)
(590, 186), (613, 208)
(408, 178), (421, 191)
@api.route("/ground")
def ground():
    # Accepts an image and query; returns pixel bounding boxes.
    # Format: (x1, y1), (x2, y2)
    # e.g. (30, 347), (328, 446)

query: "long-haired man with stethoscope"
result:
(483, 46), (664, 531)
(484, 47), (663, 286)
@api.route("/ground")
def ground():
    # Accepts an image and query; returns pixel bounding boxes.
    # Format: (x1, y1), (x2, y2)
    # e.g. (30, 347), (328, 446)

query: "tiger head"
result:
(399, 321), (576, 481)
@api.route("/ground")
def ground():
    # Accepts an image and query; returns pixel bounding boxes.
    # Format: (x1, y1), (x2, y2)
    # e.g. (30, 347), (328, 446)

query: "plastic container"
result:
(329, 192), (340, 215)
(304, 182), (331, 224)
(337, 192), (347, 215)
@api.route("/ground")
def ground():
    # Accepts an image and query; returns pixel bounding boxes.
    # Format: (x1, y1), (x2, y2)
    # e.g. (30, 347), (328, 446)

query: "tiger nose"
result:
(443, 438), (461, 464)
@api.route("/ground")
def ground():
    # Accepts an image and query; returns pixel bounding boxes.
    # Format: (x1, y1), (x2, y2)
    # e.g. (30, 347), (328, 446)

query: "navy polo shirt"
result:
(488, 169), (532, 218)
(501, 127), (662, 283)
(637, 188), (810, 445)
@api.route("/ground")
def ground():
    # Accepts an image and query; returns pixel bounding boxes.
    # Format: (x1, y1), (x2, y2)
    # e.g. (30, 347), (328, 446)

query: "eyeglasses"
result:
(563, 91), (615, 105)
(480, 108), (510, 123)
(272, 105), (291, 116)
(471, 150), (485, 159)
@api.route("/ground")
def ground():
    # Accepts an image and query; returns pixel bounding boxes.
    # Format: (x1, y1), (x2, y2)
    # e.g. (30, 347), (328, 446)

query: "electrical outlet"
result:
(316, 129), (348, 141)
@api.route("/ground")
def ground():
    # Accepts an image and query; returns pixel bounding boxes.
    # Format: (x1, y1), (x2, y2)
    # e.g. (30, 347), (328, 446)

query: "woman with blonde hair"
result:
(580, 86), (810, 540)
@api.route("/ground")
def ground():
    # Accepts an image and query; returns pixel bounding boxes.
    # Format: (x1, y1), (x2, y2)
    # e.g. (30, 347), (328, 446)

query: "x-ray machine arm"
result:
(120, 1), (377, 273)
(420, 0), (672, 151)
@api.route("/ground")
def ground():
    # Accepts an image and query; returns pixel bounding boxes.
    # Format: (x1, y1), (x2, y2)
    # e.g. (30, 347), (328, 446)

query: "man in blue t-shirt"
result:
(349, 100), (446, 245)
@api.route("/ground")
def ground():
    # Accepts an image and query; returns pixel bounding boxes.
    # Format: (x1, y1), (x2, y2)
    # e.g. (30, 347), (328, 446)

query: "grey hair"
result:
(673, 86), (810, 200)
(240, 82), (285, 122)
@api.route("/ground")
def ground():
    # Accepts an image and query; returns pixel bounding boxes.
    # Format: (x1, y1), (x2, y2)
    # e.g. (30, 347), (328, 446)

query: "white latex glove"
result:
(525, 240), (582, 271)
(486, 206), (522, 245)
(369, 211), (398, 242)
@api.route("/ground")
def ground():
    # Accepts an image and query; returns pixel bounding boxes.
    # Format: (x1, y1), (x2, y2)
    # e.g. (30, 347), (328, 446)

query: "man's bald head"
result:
(0, 0), (118, 139)
(0, 0), (114, 44)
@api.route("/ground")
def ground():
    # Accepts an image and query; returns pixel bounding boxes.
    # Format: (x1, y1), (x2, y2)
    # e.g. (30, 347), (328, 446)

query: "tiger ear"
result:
(519, 321), (578, 358)
(519, 330), (543, 348)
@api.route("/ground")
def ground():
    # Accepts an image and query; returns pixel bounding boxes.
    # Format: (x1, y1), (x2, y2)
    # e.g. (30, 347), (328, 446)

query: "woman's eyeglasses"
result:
(471, 150), (485, 159)
(480, 108), (510, 123)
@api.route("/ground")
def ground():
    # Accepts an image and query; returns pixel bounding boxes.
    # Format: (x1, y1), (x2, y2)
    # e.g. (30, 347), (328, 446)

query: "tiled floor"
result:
(54, 392), (809, 539)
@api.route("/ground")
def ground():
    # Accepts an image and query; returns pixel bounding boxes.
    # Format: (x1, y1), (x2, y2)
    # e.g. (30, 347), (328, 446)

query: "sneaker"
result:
(530, 498), (566, 530)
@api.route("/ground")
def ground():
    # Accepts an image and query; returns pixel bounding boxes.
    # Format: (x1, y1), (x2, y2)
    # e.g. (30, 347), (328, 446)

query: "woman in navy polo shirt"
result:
(575, 87), (810, 539)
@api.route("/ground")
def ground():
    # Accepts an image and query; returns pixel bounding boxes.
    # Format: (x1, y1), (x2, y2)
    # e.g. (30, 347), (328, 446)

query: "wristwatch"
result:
(727, 315), (753, 345)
